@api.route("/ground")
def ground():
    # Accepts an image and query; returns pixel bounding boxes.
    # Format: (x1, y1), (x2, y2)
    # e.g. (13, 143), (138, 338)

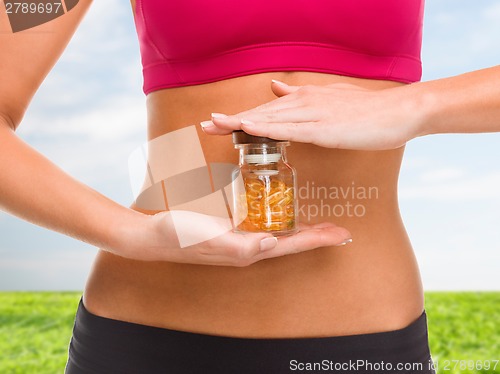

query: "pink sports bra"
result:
(133, 0), (424, 94)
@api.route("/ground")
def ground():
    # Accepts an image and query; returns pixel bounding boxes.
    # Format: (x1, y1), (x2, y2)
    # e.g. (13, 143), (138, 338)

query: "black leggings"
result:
(66, 299), (435, 374)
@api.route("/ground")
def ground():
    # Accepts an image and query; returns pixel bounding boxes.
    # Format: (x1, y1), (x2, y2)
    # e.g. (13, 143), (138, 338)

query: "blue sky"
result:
(1, 0), (499, 290)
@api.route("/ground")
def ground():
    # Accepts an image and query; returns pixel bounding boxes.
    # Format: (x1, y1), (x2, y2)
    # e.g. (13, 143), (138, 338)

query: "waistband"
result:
(68, 298), (433, 373)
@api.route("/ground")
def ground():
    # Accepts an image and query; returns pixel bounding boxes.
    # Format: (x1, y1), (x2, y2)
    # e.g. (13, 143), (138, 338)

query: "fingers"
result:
(271, 79), (300, 97)
(201, 221), (350, 265)
(188, 219), (351, 266)
(200, 81), (304, 136)
(201, 230), (279, 266)
(240, 120), (319, 143)
(203, 105), (321, 143)
(272, 225), (351, 255)
(323, 82), (369, 91)
(251, 224), (352, 262)
(201, 114), (319, 140)
(298, 221), (338, 230)
(199, 113), (234, 135)
(200, 112), (256, 135)
(209, 113), (246, 132)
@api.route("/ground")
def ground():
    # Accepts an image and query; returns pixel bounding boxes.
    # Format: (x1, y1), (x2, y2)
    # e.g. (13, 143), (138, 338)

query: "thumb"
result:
(271, 79), (299, 97)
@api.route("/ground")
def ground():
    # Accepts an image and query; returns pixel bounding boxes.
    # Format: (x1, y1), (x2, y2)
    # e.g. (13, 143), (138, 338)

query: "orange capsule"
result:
(261, 221), (287, 231)
(265, 190), (285, 206)
(283, 187), (294, 204)
(270, 179), (286, 191)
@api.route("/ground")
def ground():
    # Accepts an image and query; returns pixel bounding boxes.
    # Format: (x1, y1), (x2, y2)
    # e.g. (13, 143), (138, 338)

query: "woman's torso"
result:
(82, 1), (424, 339)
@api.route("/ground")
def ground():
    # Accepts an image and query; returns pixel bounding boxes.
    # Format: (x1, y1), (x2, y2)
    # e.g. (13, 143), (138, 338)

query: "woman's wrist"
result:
(98, 205), (155, 259)
(403, 66), (500, 138)
(104, 206), (182, 262)
(402, 81), (440, 140)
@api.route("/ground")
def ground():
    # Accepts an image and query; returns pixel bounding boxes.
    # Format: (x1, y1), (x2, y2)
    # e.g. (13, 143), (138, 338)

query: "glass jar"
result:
(231, 130), (298, 236)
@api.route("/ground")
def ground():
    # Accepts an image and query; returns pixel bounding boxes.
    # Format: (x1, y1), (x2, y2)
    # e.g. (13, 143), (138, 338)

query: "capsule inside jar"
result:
(232, 130), (298, 236)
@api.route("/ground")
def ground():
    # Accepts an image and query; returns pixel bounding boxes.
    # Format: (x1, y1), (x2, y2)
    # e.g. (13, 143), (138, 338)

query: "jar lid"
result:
(232, 130), (284, 144)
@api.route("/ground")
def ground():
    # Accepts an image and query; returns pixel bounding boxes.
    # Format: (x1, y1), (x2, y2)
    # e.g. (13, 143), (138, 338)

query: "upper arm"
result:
(0, 0), (92, 130)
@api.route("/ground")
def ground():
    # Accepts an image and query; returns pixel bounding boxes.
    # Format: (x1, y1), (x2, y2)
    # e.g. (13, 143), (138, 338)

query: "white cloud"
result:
(401, 157), (430, 170)
(0, 248), (97, 291)
(64, 0), (136, 62)
(400, 171), (500, 200)
(26, 0), (142, 110)
(418, 252), (500, 291)
(422, 0), (500, 80)
(21, 95), (147, 141)
(419, 167), (465, 182)
(15, 93), (147, 196)
(482, 2), (500, 21)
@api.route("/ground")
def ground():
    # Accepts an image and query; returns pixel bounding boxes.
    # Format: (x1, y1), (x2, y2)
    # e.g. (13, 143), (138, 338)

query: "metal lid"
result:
(232, 130), (284, 144)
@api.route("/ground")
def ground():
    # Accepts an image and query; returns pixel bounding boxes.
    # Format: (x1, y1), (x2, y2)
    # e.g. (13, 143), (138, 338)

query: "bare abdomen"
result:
(83, 71), (424, 338)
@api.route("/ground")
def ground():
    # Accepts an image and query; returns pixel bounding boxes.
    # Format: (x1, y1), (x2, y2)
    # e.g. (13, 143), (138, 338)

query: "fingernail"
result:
(335, 238), (353, 247)
(200, 120), (214, 128)
(211, 112), (228, 119)
(272, 79), (288, 86)
(241, 119), (255, 126)
(260, 236), (278, 251)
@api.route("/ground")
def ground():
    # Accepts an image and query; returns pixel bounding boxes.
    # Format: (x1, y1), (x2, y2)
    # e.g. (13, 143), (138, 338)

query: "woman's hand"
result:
(201, 80), (425, 150)
(117, 210), (352, 267)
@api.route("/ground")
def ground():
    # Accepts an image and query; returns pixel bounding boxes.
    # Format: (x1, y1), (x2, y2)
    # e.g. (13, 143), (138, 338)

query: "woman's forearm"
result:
(0, 121), (352, 264)
(0, 121), (147, 254)
(204, 64), (500, 150)
(412, 65), (500, 136)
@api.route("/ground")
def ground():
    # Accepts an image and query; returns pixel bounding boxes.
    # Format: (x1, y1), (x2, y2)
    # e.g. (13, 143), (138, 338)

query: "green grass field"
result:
(0, 292), (499, 373)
